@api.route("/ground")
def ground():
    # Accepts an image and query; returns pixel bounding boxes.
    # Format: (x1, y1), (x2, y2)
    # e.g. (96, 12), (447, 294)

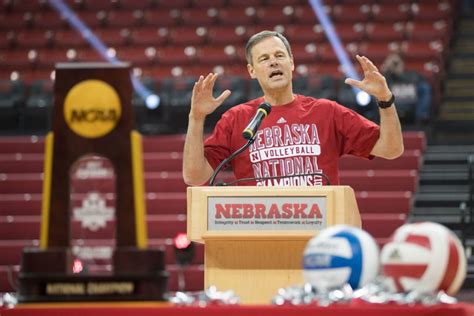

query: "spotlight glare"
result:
(146, 94), (160, 109)
(356, 91), (370, 106)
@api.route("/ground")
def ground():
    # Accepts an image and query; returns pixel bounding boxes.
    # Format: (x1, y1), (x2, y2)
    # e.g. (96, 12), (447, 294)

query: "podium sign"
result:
(187, 186), (360, 304)
(207, 196), (327, 231)
(18, 63), (167, 302)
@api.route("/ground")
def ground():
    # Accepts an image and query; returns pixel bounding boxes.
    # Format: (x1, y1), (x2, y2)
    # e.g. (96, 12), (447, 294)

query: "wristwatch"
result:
(377, 93), (395, 109)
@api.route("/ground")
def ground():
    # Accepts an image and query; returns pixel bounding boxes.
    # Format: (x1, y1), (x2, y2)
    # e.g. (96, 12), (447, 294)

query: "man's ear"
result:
(247, 63), (256, 79)
(290, 57), (295, 71)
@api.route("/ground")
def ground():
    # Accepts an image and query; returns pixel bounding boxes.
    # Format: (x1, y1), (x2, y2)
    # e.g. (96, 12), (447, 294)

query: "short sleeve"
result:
(334, 102), (380, 158)
(204, 111), (234, 170)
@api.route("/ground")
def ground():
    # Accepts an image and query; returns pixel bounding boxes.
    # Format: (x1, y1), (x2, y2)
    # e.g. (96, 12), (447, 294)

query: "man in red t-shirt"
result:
(183, 31), (404, 186)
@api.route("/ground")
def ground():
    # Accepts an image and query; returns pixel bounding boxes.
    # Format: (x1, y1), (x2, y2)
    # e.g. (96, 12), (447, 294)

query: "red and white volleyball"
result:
(381, 222), (466, 295)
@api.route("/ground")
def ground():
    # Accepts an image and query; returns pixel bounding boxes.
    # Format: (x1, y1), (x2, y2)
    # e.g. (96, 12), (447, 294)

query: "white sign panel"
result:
(208, 196), (327, 231)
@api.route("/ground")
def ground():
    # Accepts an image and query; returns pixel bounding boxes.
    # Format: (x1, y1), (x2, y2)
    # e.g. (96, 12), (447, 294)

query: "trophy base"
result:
(18, 272), (169, 302)
(18, 247), (168, 302)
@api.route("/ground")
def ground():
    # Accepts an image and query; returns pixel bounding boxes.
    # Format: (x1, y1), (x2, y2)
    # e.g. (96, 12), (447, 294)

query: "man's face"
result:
(247, 36), (294, 93)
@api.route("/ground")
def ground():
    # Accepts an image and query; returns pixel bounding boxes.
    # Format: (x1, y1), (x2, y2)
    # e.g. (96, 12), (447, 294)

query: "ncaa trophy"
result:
(17, 63), (168, 302)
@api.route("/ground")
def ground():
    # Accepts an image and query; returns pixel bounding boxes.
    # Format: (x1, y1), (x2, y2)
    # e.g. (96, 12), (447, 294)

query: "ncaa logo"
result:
(64, 79), (122, 138)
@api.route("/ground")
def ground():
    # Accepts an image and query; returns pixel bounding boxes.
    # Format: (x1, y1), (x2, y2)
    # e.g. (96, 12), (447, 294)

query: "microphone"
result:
(208, 102), (272, 186)
(242, 102), (272, 140)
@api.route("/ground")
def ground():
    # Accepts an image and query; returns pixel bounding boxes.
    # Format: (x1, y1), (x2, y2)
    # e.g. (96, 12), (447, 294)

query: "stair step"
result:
(439, 113), (474, 120)
(423, 152), (472, 163)
(426, 145), (474, 154)
(445, 79), (474, 89)
(442, 102), (474, 111)
(440, 108), (474, 115)
(422, 164), (469, 172)
(419, 174), (468, 185)
(418, 185), (469, 193)
(448, 73), (474, 80)
(411, 206), (464, 215)
(444, 89), (474, 98)
(415, 192), (470, 205)
(443, 96), (474, 103)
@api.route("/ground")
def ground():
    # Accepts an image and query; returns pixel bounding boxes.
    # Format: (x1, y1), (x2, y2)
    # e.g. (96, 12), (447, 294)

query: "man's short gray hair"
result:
(245, 30), (293, 65)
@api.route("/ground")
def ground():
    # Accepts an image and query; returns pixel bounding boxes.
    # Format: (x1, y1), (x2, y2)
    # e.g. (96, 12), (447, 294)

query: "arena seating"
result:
(0, 131), (425, 293)
(0, 0), (459, 129)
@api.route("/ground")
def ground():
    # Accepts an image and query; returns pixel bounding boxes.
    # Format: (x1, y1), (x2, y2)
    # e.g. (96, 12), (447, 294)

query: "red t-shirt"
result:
(204, 94), (380, 186)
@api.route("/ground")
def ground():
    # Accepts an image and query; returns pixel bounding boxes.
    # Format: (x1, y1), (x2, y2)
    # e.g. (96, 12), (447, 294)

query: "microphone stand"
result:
(208, 138), (255, 186)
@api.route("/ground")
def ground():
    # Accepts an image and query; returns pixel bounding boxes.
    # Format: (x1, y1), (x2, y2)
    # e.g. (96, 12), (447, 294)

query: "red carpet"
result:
(2, 301), (474, 316)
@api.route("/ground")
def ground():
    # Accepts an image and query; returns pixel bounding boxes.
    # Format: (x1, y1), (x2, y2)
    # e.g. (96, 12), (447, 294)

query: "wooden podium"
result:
(187, 186), (361, 304)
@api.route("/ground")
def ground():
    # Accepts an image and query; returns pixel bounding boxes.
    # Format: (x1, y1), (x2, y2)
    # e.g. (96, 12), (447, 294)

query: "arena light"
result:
(309, 0), (364, 102)
(48, 0), (159, 108)
(356, 91), (371, 106)
(145, 94), (160, 110)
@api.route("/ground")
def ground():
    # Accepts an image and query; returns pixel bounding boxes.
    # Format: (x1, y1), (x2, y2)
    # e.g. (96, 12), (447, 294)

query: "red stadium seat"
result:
(2, 0), (49, 11)
(365, 22), (405, 43)
(283, 24), (325, 44)
(32, 11), (67, 29)
(331, 4), (371, 23)
(362, 213), (407, 238)
(356, 191), (412, 215)
(181, 65), (216, 77)
(218, 64), (250, 78)
(0, 51), (31, 71)
(207, 26), (247, 45)
(340, 170), (418, 192)
(269, 0), (304, 5)
(155, 0), (191, 9)
(180, 8), (218, 26)
(76, 11), (107, 29)
(405, 21), (451, 44)
(168, 27), (207, 46)
(359, 42), (401, 65)
(293, 5), (319, 25)
(75, 49), (105, 62)
(156, 46), (197, 65)
(79, 0), (119, 11)
(94, 29), (130, 47)
(228, 0), (263, 6)
(340, 149), (422, 171)
(216, 7), (257, 26)
(120, 0), (154, 10)
(196, 46), (239, 65)
(255, 6), (294, 25)
(36, 49), (73, 69)
(190, 0), (227, 8)
(142, 10), (178, 27)
(141, 65), (175, 79)
(115, 47), (151, 67)
(402, 40), (444, 63)
(105, 11), (142, 28)
(410, 2), (453, 22)
(53, 30), (88, 48)
(15, 30), (54, 49)
(130, 27), (169, 47)
(291, 43), (318, 64)
(371, 3), (411, 23)
(333, 23), (365, 43)
(0, 31), (16, 50)
(0, 12), (31, 30)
